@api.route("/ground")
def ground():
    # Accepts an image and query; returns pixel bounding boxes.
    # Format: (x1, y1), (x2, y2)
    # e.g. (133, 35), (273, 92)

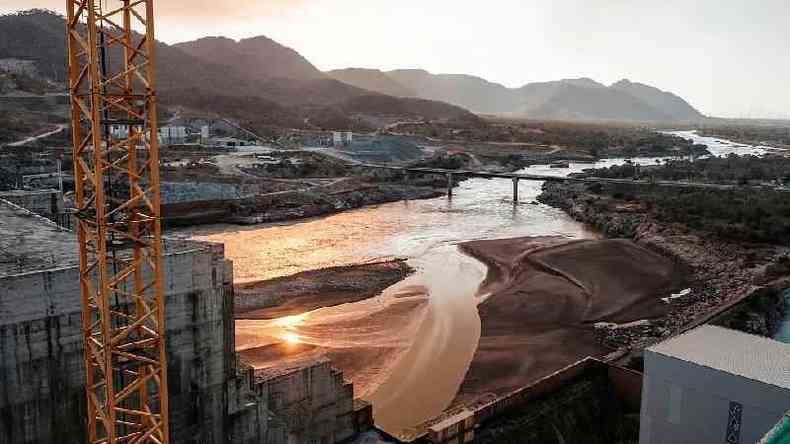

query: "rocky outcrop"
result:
(538, 181), (790, 347)
(715, 287), (787, 337)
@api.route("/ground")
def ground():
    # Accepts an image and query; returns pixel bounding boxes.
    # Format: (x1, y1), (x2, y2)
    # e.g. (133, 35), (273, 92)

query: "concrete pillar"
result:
(446, 173), (453, 198)
(512, 178), (519, 203)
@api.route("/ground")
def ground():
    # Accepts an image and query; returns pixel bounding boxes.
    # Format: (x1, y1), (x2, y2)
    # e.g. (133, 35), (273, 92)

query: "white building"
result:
(640, 325), (790, 444)
(110, 124), (129, 139)
(159, 126), (187, 144)
(332, 131), (353, 147)
(332, 131), (343, 147)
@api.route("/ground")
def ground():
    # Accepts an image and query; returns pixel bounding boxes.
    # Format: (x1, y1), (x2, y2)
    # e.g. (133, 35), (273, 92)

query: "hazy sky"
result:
(3, 0), (789, 118)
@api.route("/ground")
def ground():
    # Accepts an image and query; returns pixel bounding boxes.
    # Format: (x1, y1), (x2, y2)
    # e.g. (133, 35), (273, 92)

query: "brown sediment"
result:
(235, 259), (414, 318)
(452, 236), (687, 407)
(235, 263), (430, 398)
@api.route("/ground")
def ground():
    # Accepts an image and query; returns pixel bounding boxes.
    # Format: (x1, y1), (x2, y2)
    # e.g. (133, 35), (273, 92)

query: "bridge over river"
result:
(359, 163), (790, 202)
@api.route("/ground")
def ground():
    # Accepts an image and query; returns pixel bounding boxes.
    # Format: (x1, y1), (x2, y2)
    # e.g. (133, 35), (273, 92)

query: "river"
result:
(183, 131), (773, 435)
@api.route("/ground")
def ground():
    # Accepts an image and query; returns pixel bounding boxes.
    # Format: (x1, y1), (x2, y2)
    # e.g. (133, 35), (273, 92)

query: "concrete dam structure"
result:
(0, 199), (368, 444)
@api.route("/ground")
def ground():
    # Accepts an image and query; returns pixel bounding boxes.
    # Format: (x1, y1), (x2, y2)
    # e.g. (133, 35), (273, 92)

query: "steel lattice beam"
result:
(66, 1), (170, 443)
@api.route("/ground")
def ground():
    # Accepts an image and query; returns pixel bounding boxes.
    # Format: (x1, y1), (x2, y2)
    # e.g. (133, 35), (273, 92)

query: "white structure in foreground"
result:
(640, 325), (790, 444)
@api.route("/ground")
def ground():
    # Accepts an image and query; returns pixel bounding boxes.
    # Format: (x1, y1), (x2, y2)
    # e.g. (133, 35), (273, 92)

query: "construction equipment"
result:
(66, 1), (170, 443)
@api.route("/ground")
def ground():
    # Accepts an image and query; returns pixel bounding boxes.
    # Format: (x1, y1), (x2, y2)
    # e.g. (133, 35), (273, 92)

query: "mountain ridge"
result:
(327, 68), (416, 98)
(1, 9), (704, 125)
(331, 68), (705, 122)
(174, 36), (326, 82)
(0, 10), (480, 129)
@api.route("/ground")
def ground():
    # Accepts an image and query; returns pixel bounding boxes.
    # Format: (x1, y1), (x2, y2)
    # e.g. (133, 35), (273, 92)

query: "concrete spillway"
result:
(0, 199), (367, 444)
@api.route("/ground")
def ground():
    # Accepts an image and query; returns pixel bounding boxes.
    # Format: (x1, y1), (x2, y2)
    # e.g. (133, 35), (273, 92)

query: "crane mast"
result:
(66, 1), (170, 442)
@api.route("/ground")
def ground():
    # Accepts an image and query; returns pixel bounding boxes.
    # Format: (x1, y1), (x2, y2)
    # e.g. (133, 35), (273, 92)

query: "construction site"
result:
(1, 2), (371, 443)
(2, 2), (790, 444)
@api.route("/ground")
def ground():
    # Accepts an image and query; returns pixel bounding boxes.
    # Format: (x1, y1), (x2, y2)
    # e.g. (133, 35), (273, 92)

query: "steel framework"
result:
(66, 1), (170, 443)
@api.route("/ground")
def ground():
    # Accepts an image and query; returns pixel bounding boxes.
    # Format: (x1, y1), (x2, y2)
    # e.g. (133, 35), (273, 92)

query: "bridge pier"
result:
(446, 173), (453, 198)
(512, 178), (519, 203)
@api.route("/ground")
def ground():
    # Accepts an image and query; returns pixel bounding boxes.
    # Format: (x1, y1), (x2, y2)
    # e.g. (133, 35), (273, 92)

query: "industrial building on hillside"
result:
(332, 131), (353, 147)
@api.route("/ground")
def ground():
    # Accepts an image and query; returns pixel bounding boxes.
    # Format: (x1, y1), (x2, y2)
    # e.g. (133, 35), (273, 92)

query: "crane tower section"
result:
(66, 1), (170, 442)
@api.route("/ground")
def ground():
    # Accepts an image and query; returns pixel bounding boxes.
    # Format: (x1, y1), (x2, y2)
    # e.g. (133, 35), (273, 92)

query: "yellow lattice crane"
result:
(66, 1), (170, 442)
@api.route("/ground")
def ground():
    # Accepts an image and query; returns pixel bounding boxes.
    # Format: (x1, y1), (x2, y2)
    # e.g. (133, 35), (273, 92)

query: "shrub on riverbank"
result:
(586, 154), (790, 185)
(570, 155), (790, 244)
(643, 188), (790, 244)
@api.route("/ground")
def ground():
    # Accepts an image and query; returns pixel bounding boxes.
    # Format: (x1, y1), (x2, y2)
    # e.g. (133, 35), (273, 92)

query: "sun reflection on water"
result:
(274, 313), (307, 327)
(282, 332), (301, 344)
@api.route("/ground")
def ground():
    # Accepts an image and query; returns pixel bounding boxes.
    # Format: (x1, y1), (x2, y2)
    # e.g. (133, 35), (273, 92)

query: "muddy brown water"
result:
(181, 131), (765, 436)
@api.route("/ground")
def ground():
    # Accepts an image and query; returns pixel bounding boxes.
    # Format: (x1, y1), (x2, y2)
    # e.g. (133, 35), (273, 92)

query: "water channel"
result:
(183, 131), (775, 433)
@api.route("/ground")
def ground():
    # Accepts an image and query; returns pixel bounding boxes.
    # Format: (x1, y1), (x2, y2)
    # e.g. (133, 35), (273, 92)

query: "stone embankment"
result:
(163, 183), (444, 227)
(538, 181), (790, 348)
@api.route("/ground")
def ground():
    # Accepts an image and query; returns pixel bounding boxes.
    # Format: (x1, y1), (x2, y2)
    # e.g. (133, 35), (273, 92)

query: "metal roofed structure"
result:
(648, 324), (790, 388)
(640, 325), (790, 444)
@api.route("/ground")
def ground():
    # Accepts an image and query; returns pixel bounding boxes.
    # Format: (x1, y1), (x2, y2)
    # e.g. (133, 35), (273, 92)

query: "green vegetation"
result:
(643, 188), (790, 244)
(586, 155), (790, 185)
(579, 155), (790, 244)
(700, 124), (790, 147)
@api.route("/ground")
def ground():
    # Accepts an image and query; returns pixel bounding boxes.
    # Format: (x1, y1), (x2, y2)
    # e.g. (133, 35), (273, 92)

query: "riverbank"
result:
(235, 259), (414, 318)
(538, 181), (790, 346)
(235, 259), (430, 400)
(163, 181), (446, 227)
(232, 235), (686, 441)
(697, 128), (790, 154)
(449, 237), (685, 406)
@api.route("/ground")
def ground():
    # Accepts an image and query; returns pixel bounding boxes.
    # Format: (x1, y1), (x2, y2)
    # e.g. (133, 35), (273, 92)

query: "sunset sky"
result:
(2, 0), (789, 118)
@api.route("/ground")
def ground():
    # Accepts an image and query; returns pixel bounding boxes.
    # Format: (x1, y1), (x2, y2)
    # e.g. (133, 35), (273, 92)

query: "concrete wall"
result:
(419, 359), (639, 444)
(640, 349), (790, 444)
(0, 241), (281, 444)
(262, 361), (356, 444)
(0, 190), (62, 220)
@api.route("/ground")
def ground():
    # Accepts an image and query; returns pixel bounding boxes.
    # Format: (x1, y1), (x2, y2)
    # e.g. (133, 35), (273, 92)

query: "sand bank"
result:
(453, 236), (686, 407)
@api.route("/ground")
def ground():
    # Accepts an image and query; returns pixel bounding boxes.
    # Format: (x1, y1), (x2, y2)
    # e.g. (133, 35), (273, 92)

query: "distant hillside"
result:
(610, 79), (703, 121)
(338, 94), (478, 122)
(0, 10), (479, 129)
(335, 66), (704, 122)
(327, 68), (415, 97)
(0, 10), (67, 81)
(386, 70), (519, 114)
(175, 36), (325, 82)
(517, 79), (670, 121)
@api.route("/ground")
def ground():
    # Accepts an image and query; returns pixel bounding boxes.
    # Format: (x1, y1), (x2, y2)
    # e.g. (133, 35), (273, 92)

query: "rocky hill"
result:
(386, 70), (519, 114)
(610, 79), (703, 121)
(0, 10), (67, 82)
(175, 36), (325, 82)
(332, 67), (705, 122)
(0, 9), (478, 129)
(327, 68), (416, 98)
(518, 80), (670, 121)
